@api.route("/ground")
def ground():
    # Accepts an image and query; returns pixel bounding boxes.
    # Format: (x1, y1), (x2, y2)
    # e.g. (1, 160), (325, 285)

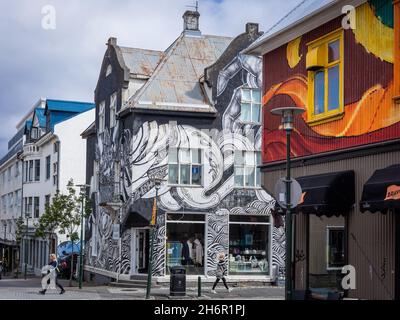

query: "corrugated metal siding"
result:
(262, 2), (397, 164)
(262, 150), (400, 299)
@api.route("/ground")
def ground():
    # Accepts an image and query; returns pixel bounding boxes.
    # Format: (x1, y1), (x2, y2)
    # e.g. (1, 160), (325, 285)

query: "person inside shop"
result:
(181, 235), (194, 266)
(211, 252), (232, 294)
(193, 234), (203, 267)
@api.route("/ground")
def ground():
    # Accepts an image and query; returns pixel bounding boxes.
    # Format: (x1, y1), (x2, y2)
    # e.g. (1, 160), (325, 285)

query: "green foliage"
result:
(15, 217), (25, 244)
(34, 179), (92, 241)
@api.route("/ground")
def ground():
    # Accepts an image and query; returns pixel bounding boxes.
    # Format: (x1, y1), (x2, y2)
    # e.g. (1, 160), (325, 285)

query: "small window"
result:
(46, 156), (51, 180)
(53, 142), (59, 153)
(34, 197), (40, 218)
(168, 148), (203, 186)
(307, 29), (343, 124)
(110, 93), (117, 128)
(240, 89), (262, 123)
(327, 227), (345, 269)
(34, 160), (40, 182)
(98, 101), (105, 133)
(234, 151), (261, 188)
(106, 64), (112, 77)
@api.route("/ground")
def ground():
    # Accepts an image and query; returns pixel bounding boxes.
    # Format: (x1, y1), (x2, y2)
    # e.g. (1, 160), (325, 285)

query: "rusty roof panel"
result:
(120, 47), (164, 77)
(127, 34), (232, 113)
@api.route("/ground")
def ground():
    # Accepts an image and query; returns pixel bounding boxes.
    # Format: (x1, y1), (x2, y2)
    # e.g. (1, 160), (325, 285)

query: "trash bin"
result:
(170, 266), (186, 296)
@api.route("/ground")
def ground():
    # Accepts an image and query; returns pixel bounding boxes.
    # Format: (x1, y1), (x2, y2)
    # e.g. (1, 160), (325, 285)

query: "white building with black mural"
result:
(83, 11), (285, 284)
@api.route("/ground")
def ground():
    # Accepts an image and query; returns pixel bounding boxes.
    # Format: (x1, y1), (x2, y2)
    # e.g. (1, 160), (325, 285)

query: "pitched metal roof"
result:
(34, 108), (46, 128)
(120, 47), (164, 77)
(126, 33), (232, 113)
(45, 99), (95, 114)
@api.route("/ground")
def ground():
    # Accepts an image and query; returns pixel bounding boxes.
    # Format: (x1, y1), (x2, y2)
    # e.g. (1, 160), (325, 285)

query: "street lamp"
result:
(76, 184), (89, 290)
(270, 106), (304, 300)
(24, 212), (30, 280)
(146, 176), (163, 300)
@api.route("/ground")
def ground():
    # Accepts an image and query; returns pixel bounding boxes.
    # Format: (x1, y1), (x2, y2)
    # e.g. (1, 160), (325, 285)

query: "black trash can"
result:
(170, 266), (186, 296)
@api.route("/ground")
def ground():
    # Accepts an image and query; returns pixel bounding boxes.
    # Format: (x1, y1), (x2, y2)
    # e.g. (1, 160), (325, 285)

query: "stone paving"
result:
(0, 277), (284, 300)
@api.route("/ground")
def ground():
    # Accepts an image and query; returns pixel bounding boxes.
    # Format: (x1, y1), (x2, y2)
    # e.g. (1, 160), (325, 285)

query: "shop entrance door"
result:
(130, 228), (149, 275)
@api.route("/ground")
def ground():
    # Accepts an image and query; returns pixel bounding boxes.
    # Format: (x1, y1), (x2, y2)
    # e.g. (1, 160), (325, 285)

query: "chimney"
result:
(107, 37), (117, 46)
(246, 23), (259, 37)
(183, 10), (201, 36)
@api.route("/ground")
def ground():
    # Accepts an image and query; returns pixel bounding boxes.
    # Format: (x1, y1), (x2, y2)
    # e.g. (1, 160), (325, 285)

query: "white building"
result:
(1, 98), (94, 276)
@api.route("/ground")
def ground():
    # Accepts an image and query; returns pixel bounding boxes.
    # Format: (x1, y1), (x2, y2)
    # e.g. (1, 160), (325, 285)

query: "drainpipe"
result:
(394, 0), (400, 102)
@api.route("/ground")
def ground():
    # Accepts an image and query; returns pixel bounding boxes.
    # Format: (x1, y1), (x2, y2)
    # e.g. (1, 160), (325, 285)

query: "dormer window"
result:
(306, 29), (344, 125)
(106, 64), (112, 77)
(30, 127), (39, 140)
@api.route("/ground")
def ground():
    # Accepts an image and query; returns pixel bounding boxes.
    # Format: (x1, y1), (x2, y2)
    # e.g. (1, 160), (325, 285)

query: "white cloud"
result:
(0, 0), (301, 156)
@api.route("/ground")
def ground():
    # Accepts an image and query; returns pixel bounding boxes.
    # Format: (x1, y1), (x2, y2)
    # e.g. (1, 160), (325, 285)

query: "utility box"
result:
(170, 266), (186, 296)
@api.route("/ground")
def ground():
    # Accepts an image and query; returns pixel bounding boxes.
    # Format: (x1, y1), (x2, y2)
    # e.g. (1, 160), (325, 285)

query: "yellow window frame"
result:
(307, 29), (344, 125)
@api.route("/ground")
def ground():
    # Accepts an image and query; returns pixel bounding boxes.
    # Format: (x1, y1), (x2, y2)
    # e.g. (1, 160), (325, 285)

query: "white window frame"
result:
(326, 226), (345, 271)
(240, 88), (262, 124)
(110, 93), (117, 128)
(234, 151), (261, 188)
(228, 214), (272, 277)
(98, 101), (105, 133)
(168, 148), (203, 187)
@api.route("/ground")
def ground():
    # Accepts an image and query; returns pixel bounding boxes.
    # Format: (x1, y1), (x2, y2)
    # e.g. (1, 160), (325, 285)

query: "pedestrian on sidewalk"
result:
(211, 252), (232, 294)
(39, 254), (65, 295)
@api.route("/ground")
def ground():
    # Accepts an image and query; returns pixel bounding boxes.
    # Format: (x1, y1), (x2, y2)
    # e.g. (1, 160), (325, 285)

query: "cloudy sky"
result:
(0, 0), (301, 156)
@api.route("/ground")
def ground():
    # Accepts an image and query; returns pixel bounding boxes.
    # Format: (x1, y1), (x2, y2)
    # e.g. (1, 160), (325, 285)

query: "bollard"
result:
(198, 276), (201, 297)
(24, 263), (27, 280)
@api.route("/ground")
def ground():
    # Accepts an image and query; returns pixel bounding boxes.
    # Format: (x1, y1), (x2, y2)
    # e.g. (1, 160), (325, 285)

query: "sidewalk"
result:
(0, 277), (284, 300)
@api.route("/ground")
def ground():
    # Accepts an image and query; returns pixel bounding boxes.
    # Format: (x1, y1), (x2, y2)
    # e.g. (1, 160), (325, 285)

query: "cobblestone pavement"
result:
(0, 277), (284, 300)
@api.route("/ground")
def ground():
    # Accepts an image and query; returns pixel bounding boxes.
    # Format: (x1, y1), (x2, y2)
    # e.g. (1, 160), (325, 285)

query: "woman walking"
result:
(211, 252), (232, 294)
(39, 254), (65, 295)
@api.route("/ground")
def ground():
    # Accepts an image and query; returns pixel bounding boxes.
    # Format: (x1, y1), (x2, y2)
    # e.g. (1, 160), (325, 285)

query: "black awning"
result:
(360, 164), (400, 214)
(289, 170), (355, 217)
(273, 171), (355, 217)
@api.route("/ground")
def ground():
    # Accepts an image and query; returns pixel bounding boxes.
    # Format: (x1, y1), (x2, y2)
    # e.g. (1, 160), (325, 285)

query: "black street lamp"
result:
(270, 106), (304, 301)
(145, 176), (163, 300)
(76, 184), (90, 290)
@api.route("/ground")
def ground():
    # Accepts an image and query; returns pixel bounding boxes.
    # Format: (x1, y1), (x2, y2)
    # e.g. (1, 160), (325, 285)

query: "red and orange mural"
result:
(262, 0), (399, 163)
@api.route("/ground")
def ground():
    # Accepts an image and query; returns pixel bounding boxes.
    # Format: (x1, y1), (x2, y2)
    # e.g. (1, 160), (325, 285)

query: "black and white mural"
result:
(86, 26), (285, 280)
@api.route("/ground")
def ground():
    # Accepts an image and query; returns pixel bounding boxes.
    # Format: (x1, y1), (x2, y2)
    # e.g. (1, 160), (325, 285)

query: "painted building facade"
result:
(246, 0), (400, 299)
(84, 12), (285, 283)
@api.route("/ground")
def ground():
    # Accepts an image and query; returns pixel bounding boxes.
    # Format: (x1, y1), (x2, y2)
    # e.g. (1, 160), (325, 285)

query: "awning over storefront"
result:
(295, 170), (355, 216)
(273, 171), (355, 216)
(360, 164), (400, 214)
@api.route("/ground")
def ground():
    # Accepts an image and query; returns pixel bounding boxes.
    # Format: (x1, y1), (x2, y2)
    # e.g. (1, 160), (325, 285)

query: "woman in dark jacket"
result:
(39, 254), (65, 295)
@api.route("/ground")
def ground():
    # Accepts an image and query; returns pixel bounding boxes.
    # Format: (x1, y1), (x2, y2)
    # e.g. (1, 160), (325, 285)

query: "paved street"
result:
(0, 277), (284, 300)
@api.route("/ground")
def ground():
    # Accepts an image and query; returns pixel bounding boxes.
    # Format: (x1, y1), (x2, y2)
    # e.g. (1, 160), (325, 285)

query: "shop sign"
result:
(385, 185), (400, 201)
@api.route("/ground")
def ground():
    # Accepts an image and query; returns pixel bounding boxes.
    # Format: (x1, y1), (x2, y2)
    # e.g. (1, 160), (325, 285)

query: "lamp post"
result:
(24, 213), (30, 280)
(271, 107), (304, 301)
(76, 184), (89, 290)
(146, 177), (162, 300)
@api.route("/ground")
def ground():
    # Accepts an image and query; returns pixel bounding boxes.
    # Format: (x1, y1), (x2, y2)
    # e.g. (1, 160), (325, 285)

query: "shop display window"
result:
(166, 213), (205, 275)
(229, 215), (270, 275)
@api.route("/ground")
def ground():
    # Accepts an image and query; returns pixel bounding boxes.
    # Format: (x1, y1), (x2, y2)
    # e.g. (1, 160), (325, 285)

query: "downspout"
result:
(394, 0), (400, 102)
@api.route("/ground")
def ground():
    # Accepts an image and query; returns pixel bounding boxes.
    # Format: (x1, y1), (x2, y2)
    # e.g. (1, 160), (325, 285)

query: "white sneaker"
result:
(211, 289), (217, 294)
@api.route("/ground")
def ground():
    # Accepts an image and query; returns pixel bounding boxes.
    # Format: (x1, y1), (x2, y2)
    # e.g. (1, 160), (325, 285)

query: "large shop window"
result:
(166, 213), (205, 275)
(234, 151), (261, 188)
(229, 215), (270, 275)
(326, 227), (345, 270)
(168, 148), (202, 186)
(240, 88), (261, 123)
(306, 29), (343, 125)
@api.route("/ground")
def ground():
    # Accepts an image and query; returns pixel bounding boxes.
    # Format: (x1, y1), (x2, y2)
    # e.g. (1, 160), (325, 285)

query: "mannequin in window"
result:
(193, 235), (203, 267)
(181, 235), (194, 265)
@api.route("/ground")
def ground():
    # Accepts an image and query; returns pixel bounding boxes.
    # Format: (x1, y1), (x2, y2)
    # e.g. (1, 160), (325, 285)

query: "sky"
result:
(0, 0), (302, 157)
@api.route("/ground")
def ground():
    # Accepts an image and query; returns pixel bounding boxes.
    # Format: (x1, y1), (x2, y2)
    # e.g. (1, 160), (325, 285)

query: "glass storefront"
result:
(228, 215), (270, 275)
(166, 213), (205, 275)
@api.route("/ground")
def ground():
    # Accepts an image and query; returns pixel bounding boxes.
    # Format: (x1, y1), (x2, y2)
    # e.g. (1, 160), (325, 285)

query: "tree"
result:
(14, 217), (25, 278)
(34, 179), (91, 286)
